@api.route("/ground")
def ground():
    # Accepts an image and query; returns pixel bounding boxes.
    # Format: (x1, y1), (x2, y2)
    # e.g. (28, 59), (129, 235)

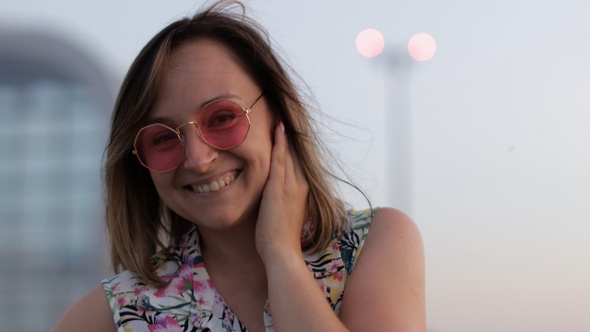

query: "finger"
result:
(288, 145), (306, 183)
(283, 144), (297, 184)
(269, 122), (287, 182)
(284, 143), (309, 199)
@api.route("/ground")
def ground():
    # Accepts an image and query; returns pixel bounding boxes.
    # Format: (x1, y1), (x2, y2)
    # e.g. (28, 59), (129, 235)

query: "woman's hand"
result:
(255, 123), (348, 332)
(255, 122), (309, 263)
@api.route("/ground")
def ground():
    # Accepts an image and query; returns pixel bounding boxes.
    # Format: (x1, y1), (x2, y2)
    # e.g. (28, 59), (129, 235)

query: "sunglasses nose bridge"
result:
(178, 122), (220, 172)
(176, 121), (200, 142)
(177, 121), (215, 152)
(176, 120), (198, 132)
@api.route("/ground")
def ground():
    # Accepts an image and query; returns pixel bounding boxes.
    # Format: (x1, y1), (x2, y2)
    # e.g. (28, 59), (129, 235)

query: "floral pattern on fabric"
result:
(102, 208), (375, 332)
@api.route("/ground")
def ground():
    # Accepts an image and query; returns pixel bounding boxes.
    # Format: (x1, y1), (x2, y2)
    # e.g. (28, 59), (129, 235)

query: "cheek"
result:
(149, 172), (166, 188)
(248, 118), (274, 162)
(247, 140), (272, 174)
(244, 134), (273, 180)
(149, 173), (175, 201)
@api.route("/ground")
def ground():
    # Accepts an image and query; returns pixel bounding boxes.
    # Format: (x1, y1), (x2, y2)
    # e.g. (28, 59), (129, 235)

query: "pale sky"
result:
(2, 0), (589, 330)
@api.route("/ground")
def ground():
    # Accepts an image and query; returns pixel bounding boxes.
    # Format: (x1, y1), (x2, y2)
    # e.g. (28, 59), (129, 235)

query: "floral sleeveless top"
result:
(102, 208), (374, 332)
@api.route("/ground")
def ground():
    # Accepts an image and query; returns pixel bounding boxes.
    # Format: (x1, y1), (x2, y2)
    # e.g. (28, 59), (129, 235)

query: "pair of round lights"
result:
(356, 29), (436, 61)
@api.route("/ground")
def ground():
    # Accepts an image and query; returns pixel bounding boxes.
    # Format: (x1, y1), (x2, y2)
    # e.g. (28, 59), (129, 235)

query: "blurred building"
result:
(0, 30), (114, 330)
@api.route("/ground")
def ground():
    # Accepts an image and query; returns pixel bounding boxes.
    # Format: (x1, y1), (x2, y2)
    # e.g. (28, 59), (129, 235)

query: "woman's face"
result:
(147, 39), (273, 231)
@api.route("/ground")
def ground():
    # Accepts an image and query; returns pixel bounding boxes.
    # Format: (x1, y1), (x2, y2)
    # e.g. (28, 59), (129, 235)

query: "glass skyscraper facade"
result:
(0, 31), (113, 331)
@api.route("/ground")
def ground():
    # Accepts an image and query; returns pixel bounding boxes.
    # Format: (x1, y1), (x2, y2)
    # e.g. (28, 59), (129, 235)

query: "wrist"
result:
(259, 245), (304, 268)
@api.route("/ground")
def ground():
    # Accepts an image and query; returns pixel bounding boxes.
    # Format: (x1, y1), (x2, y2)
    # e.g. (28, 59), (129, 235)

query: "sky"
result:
(2, 0), (589, 331)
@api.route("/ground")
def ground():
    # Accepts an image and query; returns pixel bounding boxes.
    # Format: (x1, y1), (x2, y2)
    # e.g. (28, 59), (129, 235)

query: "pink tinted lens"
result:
(135, 124), (184, 172)
(199, 100), (250, 149)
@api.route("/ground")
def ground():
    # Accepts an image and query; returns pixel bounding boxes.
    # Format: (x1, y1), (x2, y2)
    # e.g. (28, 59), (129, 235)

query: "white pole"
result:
(384, 46), (413, 214)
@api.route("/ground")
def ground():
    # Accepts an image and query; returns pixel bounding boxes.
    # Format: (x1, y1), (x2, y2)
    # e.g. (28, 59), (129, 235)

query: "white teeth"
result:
(192, 174), (236, 193)
(210, 181), (219, 191)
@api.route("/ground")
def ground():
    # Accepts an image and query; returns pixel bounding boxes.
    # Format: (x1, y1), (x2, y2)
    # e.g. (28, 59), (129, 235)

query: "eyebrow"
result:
(145, 92), (243, 125)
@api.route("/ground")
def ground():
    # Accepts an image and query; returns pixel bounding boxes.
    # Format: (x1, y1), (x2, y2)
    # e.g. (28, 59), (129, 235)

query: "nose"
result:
(181, 126), (218, 172)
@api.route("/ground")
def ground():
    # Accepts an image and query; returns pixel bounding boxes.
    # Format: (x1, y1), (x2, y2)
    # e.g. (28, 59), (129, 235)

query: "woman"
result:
(52, 2), (424, 331)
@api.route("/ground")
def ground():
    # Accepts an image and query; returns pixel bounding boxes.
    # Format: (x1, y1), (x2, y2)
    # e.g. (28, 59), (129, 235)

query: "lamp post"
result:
(384, 46), (413, 213)
(356, 30), (436, 214)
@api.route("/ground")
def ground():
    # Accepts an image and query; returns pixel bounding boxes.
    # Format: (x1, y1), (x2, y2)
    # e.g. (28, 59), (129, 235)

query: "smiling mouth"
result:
(184, 172), (238, 194)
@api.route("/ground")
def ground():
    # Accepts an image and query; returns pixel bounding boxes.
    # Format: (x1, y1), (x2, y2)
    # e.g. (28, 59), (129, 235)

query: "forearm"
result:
(264, 250), (349, 332)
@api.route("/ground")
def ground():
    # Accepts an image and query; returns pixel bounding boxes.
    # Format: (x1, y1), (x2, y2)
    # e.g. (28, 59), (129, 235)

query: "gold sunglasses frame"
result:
(132, 93), (264, 172)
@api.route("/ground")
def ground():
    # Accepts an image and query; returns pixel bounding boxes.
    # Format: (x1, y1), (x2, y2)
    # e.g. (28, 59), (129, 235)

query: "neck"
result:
(198, 217), (264, 273)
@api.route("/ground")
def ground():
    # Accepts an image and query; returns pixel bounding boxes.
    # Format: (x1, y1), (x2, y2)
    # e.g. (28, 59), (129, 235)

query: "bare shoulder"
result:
(51, 284), (116, 332)
(340, 207), (425, 332)
(371, 207), (422, 243)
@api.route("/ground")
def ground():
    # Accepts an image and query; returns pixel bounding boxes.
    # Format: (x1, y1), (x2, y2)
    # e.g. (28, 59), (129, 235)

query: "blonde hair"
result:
(104, 1), (349, 286)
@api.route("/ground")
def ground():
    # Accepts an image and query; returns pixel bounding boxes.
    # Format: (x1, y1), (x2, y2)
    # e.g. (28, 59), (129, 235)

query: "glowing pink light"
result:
(408, 33), (436, 62)
(356, 28), (385, 58)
